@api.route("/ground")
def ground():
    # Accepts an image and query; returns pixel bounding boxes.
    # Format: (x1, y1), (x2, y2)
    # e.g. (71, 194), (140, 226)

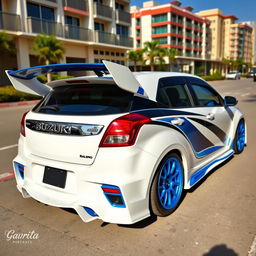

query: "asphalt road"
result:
(0, 78), (255, 256)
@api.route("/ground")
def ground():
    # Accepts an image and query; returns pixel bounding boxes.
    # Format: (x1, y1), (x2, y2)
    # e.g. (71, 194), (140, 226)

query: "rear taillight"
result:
(99, 113), (151, 147)
(21, 112), (28, 137)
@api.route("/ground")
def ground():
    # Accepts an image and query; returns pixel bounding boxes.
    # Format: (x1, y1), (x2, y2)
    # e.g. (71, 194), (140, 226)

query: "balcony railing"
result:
(0, 11), (21, 31)
(115, 9), (130, 24)
(93, 3), (113, 19)
(27, 17), (63, 37)
(62, 0), (88, 12)
(64, 24), (93, 41)
(95, 31), (133, 47)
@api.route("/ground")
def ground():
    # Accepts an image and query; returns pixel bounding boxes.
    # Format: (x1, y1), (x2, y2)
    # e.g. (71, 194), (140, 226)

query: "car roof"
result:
(49, 72), (204, 101)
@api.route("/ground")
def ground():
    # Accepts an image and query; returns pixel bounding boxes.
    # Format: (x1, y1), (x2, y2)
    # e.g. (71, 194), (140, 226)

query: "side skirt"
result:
(187, 149), (234, 188)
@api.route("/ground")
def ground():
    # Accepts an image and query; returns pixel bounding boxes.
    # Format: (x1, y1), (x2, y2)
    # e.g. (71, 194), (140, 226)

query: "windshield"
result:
(33, 84), (133, 115)
(228, 72), (237, 74)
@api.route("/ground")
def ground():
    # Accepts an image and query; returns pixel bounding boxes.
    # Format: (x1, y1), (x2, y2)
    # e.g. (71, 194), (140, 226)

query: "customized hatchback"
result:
(6, 61), (246, 224)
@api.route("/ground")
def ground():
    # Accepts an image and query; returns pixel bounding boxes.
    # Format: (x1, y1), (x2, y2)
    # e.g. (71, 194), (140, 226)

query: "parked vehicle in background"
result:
(226, 71), (241, 80)
(246, 71), (254, 78)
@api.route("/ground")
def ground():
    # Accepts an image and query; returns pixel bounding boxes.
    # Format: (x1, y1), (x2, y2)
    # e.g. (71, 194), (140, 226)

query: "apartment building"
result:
(0, 0), (132, 85)
(242, 21), (256, 64)
(130, 1), (211, 74)
(197, 9), (253, 64)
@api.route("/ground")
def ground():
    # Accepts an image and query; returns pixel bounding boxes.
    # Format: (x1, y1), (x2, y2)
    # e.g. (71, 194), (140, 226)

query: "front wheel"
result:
(234, 120), (246, 154)
(150, 153), (184, 216)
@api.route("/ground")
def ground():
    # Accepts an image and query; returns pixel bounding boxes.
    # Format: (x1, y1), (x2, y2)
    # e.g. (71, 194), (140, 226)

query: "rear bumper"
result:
(13, 140), (157, 224)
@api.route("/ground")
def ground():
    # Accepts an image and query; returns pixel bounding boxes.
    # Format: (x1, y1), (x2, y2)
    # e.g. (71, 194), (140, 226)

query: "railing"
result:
(95, 31), (133, 47)
(27, 17), (64, 37)
(0, 11), (21, 31)
(62, 0), (88, 12)
(93, 3), (113, 19)
(115, 9), (130, 24)
(64, 24), (93, 41)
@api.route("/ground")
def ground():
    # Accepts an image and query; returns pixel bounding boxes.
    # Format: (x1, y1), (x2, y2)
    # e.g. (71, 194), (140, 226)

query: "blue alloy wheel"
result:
(234, 120), (245, 154)
(150, 153), (184, 216)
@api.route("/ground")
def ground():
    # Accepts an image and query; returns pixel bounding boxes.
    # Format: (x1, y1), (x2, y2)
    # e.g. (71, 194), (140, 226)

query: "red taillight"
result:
(21, 112), (29, 137)
(99, 113), (151, 147)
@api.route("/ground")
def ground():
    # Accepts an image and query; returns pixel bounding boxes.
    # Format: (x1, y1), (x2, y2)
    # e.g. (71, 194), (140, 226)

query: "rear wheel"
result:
(234, 120), (245, 154)
(150, 153), (184, 216)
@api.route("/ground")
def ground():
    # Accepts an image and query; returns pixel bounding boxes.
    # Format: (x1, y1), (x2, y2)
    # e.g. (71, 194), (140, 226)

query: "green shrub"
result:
(200, 72), (225, 81)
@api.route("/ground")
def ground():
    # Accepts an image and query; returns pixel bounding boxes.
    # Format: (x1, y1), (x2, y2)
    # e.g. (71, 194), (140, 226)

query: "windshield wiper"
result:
(39, 106), (60, 112)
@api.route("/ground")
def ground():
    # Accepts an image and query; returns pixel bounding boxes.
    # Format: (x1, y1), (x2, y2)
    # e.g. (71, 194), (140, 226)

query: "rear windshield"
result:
(33, 84), (133, 115)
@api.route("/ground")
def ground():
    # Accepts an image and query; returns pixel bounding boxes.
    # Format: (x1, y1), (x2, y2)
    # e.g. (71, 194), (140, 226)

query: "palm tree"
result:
(165, 48), (179, 71)
(33, 34), (65, 82)
(222, 57), (231, 74)
(127, 49), (144, 71)
(156, 47), (166, 71)
(0, 31), (15, 53)
(143, 41), (161, 71)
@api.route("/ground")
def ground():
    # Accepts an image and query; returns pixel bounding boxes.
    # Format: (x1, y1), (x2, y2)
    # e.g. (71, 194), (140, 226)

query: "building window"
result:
(94, 0), (103, 4)
(100, 50), (104, 55)
(116, 24), (128, 36)
(153, 37), (168, 45)
(121, 53), (124, 57)
(152, 13), (168, 23)
(94, 50), (98, 54)
(65, 15), (80, 26)
(94, 22), (104, 31)
(116, 52), (120, 56)
(136, 18), (140, 26)
(152, 25), (168, 34)
(136, 40), (141, 48)
(105, 51), (110, 55)
(27, 2), (54, 20)
(115, 2), (124, 10)
(111, 52), (115, 56)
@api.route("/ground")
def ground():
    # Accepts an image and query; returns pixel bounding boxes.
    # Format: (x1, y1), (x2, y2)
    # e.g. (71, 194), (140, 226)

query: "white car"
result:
(6, 61), (246, 224)
(226, 71), (240, 80)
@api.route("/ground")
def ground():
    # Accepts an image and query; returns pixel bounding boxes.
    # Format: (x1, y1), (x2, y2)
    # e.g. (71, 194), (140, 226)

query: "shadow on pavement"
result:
(118, 214), (157, 229)
(203, 244), (238, 256)
(241, 94), (256, 102)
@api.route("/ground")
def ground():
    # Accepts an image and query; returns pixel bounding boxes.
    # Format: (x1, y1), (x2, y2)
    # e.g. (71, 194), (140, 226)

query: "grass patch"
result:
(200, 72), (225, 81)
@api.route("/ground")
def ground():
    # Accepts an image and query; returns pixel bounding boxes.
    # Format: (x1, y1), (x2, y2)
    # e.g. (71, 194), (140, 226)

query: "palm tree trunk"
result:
(46, 60), (52, 83)
(134, 61), (137, 72)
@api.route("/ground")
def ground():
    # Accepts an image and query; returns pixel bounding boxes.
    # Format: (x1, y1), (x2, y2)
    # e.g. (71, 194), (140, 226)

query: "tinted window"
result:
(27, 3), (40, 18)
(33, 84), (133, 115)
(156, 77), (191, 108)
(190, 84), (222, 107)
(41, 6), (54, 20)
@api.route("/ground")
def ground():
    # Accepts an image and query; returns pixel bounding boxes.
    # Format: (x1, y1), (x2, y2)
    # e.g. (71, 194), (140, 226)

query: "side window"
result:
(156, 77), (191, 108)
(190, 84), (222, 107)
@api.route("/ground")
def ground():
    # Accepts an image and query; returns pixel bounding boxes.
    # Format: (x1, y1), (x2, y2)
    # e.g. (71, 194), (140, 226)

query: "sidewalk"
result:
(0, 100), (40, 108)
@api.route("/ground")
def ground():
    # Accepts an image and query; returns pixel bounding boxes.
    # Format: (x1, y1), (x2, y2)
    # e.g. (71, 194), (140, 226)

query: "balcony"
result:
(62, 0), (88, 11)
(93, 3), (113, 21)
(27, 17), (63, 37)
(0, 11), (21, 31)
(115, 9), (130, 25)
(64, 24), (93, 41)
(94, 31), (132, 47)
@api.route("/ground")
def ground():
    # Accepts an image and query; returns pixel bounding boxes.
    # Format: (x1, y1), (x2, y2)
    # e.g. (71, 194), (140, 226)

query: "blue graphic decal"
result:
(189, 151), (234, 186)
(137, 87), (144, 95)
(8, 63), (108, 80)
(196, 146), (223, 158)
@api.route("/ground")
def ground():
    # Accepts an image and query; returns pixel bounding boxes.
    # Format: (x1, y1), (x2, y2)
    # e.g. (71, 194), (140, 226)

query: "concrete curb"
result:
(0, 100), (40, 108)
(0, 171), (15, 182)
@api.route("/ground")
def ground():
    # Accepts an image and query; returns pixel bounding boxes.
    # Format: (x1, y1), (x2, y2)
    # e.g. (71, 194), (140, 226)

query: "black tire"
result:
(150, 153), (184, 217)
(234, 120), (246, 154)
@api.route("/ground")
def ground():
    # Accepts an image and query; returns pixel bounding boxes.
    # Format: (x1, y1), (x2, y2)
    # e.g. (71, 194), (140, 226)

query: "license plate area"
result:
(43, 166), (67, 188)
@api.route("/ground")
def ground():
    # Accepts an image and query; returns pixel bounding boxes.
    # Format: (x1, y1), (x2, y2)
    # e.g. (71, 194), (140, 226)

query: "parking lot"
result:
(0, 78), (256, 256)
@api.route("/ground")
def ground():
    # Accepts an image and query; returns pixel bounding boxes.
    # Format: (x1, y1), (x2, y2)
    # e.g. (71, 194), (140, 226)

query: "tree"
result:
(0, 31), (15, 53)
(156, 47), (166, 71)
(143, 41), (161, 71)
(165, 48), (179, 71)
(33, 34), (65, 82)
(222, 57), (231, 74)
(127, 49), (144, 71)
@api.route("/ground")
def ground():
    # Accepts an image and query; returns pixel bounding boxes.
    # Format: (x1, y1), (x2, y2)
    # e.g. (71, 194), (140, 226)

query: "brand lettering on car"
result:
(35, 122), (71, 135)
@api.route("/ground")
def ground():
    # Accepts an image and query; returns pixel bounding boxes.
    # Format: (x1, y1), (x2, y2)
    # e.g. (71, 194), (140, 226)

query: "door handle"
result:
(171, 118), (184, 126)
(206, 113), (215, 120)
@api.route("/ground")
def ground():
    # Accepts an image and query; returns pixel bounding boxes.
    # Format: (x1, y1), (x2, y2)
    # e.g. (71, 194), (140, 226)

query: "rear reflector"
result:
(14, 162), (25, 179)
(101, 185), (126, 208)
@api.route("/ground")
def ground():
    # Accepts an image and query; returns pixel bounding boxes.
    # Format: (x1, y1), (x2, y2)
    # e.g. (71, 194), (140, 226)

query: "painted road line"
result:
(0, 171), (14, 182)
(248, 235), (256, 256)
(0, 144), (18, 151)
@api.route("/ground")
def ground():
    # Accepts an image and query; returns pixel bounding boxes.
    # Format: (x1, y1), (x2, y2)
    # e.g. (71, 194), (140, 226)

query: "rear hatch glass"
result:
(33, 83), (133, 115)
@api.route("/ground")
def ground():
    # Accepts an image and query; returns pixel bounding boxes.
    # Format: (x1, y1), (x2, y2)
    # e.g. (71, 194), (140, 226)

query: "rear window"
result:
(33, 84), (133, 115)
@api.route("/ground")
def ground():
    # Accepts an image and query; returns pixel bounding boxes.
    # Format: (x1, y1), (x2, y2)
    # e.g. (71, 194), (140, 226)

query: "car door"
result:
(185, 77), (233, 156)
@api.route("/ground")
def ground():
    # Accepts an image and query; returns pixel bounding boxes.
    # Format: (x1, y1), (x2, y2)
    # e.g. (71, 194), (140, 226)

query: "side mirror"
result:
(224, 96), (238, 106)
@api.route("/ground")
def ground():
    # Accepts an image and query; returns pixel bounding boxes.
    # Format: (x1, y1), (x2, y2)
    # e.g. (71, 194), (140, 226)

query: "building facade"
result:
(197, 9), (253, 64)
(130, 1), (211, 74)
(0, 0), (132, 85)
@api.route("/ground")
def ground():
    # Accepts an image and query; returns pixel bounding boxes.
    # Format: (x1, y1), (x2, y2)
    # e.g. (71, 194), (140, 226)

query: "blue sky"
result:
(131, 0), (256, 22)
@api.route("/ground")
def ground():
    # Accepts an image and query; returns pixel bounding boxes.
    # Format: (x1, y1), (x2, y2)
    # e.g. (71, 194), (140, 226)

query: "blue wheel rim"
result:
(236, 122), (245, 152)
(157, 157), (183, 210)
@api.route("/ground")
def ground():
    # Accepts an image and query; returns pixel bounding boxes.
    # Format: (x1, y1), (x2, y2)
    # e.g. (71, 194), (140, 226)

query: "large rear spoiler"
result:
(6, 61), (146, 97)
